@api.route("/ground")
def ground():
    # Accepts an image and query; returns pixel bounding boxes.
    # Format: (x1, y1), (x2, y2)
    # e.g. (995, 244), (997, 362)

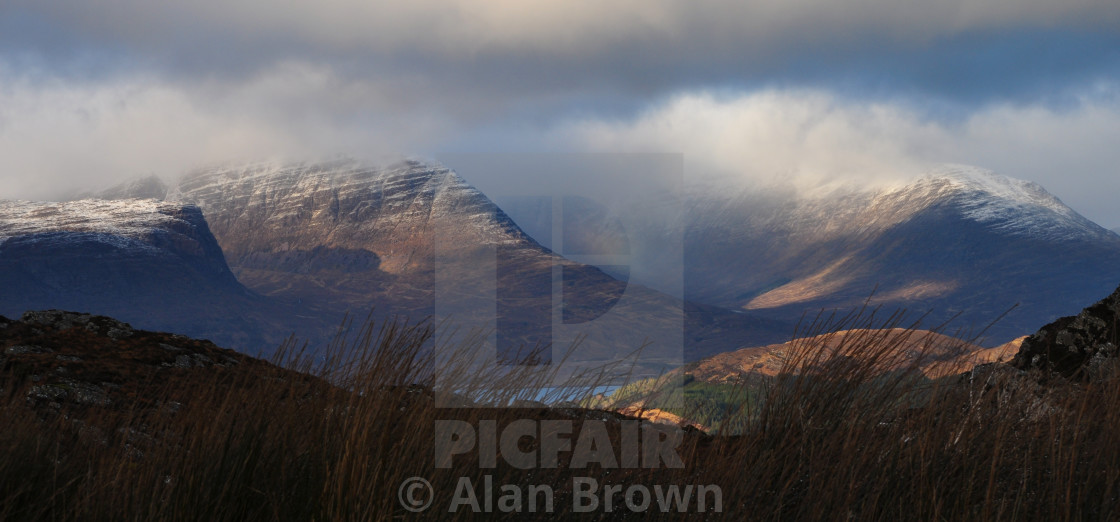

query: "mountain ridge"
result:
(680, 165), (1120, 344)
(89, 159), (793, 375)
(0, 199), (312, 351)
(73, 159), (1120, 356)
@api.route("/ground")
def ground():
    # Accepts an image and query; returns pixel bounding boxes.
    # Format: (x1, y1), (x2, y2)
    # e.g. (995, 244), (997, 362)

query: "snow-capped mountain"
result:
(899, 166), (1114, 242)
(91, 159), (790, 375)
(0, 199), (305, 349)
(681, 165), (1120, 344)
(77, 158), (1120, 354)
(166, 160), (530, 274)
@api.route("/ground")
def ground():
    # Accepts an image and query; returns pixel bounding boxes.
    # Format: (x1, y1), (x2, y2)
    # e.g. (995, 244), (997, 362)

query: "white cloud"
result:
(0, 63), (445, 199)
(1, 57), (1118, 228)
(563, 91), (935, 194)
(555, 89), (1120, 225)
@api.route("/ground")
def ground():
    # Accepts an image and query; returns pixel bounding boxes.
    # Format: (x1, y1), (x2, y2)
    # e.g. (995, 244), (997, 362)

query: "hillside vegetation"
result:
(2, 299), (1120, 520)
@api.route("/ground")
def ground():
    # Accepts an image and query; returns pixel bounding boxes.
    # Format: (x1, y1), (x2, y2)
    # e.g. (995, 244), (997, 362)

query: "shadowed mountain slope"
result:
(92, 160), (791, 375)
(682, 166), (1120, 344)
(0, 199), (308, 351)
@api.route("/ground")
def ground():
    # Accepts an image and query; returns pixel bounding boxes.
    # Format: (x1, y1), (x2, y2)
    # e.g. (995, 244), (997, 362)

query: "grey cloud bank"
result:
(0, 1), (1118, 225)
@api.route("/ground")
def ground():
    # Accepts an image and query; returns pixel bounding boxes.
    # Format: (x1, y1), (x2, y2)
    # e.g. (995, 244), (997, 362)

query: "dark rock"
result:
(551, 400), (583, 409)
(1012, 284), (1120, 378)
(162, 353), (213, 369)
(106, 327), (133, 340)
(510, 399), (549, 408)
(25, 380), (111, 407)
(67, 381), (112, 406)
(21, 310), (92, 331)
(5, 345), (53, 355)
(170, 355), (194, 369)
(27, 384), (68, 402)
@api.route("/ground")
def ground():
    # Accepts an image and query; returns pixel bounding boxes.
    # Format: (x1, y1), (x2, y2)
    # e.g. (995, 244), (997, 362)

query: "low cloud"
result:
(562, 91), (938, 194)
(554, 89), (1120, 225)
(2, 64), (1119, 228)
(0, 62), (443, 199)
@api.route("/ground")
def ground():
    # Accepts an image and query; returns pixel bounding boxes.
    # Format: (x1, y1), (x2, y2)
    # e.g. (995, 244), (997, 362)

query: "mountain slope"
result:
(682, 165), (1120, 344)
(0, 199), (301, 350)
(97, 160), (791, 375)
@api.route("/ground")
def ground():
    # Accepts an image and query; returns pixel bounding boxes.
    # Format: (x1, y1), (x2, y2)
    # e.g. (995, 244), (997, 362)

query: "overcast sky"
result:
(2, 1), (1119, 226)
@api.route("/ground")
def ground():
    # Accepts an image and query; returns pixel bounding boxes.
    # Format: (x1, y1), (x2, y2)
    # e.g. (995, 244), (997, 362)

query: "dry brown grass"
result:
(2, 308), (1120, 521)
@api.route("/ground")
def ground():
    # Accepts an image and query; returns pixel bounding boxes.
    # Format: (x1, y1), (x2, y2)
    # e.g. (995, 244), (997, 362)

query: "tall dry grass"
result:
(689, 306), (1120, 520)
(1, 309), (1119, 521)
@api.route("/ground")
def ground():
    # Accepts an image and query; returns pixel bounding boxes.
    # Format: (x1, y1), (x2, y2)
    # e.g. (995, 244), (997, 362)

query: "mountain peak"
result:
(96, 174), (169, 201)
(924, 164), (1066, 212)
(891, 164), (1113, 242)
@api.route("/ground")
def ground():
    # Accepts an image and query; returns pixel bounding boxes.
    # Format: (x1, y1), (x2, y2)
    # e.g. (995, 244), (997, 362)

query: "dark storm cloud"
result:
(1, 1), (1119, 225)
(4, 1), (1119, 111)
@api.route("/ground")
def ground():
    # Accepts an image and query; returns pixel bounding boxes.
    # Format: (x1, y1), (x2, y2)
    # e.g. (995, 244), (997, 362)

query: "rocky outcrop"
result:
(1012, 285), (1120, 378)
(0, 310), (266, 415)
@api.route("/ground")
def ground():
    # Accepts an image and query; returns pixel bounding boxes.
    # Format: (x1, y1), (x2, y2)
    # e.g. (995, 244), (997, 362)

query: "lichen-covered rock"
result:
(6, 344), (53, 355)
(26, 380), (112, 407)
(20, 310), (93, 330)
(19, 310), (136, 338)
(1, 309), (267, 417)
(1012, 284), (1120, 378)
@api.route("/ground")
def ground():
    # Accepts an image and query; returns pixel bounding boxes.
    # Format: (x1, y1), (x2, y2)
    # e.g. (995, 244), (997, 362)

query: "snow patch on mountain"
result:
(168, 159), (530, 251)
(685, 162), (1114, 246)
(923, 164), (1112, 241)
(0, 199), (192, 251)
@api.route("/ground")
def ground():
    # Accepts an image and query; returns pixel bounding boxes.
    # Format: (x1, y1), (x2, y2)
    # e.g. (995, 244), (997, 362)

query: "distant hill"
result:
(681, 328), (1020, 384)
(676, 166), (1120, 344)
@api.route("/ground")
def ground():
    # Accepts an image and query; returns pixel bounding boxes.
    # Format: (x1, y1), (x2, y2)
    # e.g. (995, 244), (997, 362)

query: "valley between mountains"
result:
(3, 159), (1120, 382)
